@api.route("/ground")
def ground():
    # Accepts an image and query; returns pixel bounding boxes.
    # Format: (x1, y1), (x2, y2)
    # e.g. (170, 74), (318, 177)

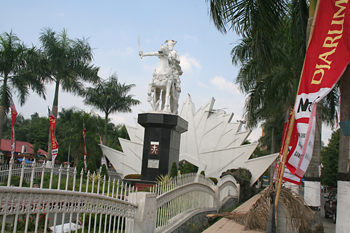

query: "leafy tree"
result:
(39, 28), (100, 159)
(170, 162), (178, 177)
(76, 160), (85, 176)
(179, 161), (198, 174)
(107, 124), (130, 151)
(321, 130), (339, 187)
(100, 164), (108, 178)
(0, 31), (46, 147)
(56, 107), (130, 165)
(207, 1), (339, 183)
(2, 112), (49, 153)
(83, 73), (140, 145)
(29, 113), (49, 151)
(87, 155), (97, 173)
(56, 108), (101, 166)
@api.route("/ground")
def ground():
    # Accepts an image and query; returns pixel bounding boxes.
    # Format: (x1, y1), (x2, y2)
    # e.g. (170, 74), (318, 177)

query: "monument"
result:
(100, 40), (279, 186)
(137, 38), (188, 182)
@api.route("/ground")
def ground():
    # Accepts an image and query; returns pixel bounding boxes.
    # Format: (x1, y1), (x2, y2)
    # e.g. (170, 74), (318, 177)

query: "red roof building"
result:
(0, 139), (47, 161)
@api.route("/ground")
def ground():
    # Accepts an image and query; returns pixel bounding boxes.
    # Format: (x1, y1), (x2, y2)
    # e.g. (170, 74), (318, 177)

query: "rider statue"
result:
(139, 39), (183, 115)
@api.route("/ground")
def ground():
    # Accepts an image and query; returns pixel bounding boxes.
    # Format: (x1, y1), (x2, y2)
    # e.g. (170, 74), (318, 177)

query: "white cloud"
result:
(210, 76), (240, 94)
(56, 13), (64, 17)
(180, 54), (201, 72)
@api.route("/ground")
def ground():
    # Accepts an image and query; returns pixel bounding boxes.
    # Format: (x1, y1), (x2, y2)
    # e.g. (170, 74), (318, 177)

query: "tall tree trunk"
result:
(52, 81), (60, 118)
(0, 106), (5, 150)
(337, 64), (350, 232)
(305, 101), (322, 178)
(339, 66), (350, 175)
(0, 76), (8, 149)
(103, 112), (108, 145)
(303, 5), (322, 208)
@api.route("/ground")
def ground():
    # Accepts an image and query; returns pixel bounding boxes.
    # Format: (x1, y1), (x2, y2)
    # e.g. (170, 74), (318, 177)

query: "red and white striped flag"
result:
(286, 0), (350, 178)
(83, 125), (87, 170)
(9, 98), (17, 158)
(49, 109), (59, 163)
(274, 110), (302, 185)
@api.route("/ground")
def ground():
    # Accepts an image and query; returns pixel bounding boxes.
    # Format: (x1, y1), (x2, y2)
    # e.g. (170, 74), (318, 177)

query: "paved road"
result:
(317, 191), (335, 233)
(299, 188), (335, 233)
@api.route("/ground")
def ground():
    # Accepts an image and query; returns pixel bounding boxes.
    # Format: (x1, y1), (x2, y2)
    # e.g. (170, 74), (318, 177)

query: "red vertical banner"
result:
(49, 111), (59, 163)
(83, 126), (87, 170)
(9, 98), (17, 158)
(286, 0), (350, 177)
(274, 110), (301, 185)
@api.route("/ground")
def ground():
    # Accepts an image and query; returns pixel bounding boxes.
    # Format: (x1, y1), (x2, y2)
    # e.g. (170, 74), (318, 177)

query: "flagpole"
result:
(275, 111), (295, 212)
(274, 0), (320, 213)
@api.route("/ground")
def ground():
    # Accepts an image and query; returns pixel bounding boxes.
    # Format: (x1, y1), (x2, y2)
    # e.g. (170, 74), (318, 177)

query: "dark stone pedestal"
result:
(138, 113), (188, 181)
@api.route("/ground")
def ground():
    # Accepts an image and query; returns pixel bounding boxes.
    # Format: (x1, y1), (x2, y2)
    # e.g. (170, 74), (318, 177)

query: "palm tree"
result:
(0, 31), (46, 147)
(39, 28), (100, 159)
(216, 1), (308, 146)
(207, 0), (340, 188)
(83, 73), (140, 145)
(57, 108), (101, 166)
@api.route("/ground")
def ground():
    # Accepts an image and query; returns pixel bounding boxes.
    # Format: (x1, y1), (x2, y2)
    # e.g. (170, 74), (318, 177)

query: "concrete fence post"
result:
(213, 186), (220, 210)
(130, 192), (157, 233)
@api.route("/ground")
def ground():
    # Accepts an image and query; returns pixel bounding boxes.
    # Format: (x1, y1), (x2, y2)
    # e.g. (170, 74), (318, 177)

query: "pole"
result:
(275, 111), (295, 211)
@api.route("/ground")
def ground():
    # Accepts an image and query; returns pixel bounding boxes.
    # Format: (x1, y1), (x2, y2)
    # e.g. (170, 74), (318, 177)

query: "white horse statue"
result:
(139, 38), (182, 115)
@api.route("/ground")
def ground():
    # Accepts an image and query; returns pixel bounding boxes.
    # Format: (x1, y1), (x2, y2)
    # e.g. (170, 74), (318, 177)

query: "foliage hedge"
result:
(220, 167), (257, 203)
(209, 177), (218, 184)
(124, 174), (141, 179)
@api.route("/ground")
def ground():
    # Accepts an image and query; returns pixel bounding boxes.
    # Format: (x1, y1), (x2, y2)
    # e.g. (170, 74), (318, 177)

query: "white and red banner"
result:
(49, 111), (59, 163)
(99, 135), (107, 167)
(9, 98), (17, 158)
(274, 110), (302, 185)
(83, 126), (87, 170)
(286, 0), (350, 178)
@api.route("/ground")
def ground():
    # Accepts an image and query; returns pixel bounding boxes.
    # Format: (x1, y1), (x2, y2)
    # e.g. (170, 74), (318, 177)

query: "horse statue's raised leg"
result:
(154, 88), (161, 111)
(170, 84), (179, 115)
(148, 83), (161, 111)
(162, 80), (172, 112)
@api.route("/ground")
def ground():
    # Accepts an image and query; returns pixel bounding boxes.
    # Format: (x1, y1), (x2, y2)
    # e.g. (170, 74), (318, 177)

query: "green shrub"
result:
(209, 177), (218, 184)
(87, 156), (97, 173)
(124, 174), (141, 179)
(180, 161), (198, 174)
(76, 160), (85, 176)
(220, 168), (256, 203)
(1, 175), (29, 187)
(170, 162), (178, 177)
(100, 164), (108, 177)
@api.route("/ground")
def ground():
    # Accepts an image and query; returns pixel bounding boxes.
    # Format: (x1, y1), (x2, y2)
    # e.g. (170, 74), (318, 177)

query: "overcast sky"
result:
(1, 0), (335, 145)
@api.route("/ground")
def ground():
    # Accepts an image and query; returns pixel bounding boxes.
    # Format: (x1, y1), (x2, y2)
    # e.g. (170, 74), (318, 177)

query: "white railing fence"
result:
(0, 161), (75, 184)
(0, 159), (239, 233)
(144, 173), (239, 233)
(0, 157), (138, 233)
(217, 175), (240, 205)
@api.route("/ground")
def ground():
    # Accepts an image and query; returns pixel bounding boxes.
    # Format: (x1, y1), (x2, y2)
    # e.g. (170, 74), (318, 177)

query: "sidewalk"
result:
(203, 192), (265, 233)
(204, 188), (335, 233)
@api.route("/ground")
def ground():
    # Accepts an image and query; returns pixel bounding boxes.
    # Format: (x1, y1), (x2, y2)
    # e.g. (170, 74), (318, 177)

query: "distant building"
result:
(0, 139), (47, 164)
